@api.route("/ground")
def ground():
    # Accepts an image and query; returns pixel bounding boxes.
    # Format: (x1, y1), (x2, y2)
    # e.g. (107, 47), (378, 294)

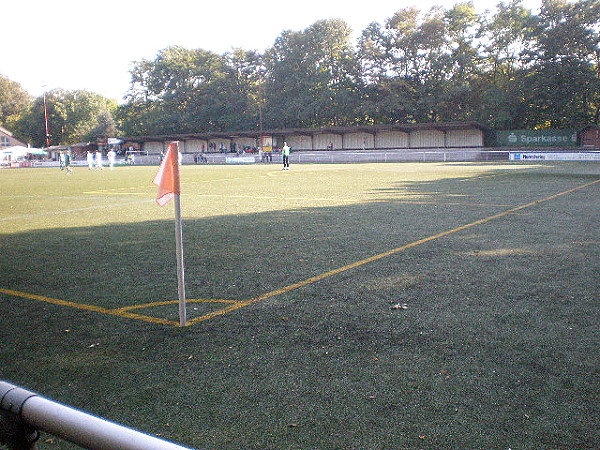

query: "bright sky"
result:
(4, 0), (541, 103)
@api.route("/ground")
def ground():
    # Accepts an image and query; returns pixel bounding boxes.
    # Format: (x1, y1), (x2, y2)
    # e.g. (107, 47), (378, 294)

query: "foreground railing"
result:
(0, 381), (194, 450)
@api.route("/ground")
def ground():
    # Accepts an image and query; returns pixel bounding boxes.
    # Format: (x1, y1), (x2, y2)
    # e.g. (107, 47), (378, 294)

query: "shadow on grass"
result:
(0, 166), (598, 449)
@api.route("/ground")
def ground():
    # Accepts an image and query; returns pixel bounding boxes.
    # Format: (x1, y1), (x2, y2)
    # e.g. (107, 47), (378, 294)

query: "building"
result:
(0, 126), (26, 148)
(121, 122), (488, 155)
(579, 125), (600, 149)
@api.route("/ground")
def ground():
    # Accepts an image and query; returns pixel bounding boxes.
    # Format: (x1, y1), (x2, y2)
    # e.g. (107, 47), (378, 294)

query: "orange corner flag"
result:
(153, 142), (180, 206)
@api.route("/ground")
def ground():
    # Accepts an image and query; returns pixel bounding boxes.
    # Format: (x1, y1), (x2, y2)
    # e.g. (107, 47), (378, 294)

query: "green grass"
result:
(1, 162), (599, 449)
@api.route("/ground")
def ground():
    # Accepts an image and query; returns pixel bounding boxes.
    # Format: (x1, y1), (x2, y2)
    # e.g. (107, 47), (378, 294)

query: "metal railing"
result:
(0, 381), (194, 450)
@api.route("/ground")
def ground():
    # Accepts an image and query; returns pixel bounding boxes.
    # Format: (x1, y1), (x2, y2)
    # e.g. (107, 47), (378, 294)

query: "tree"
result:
(304, 19), (362, 126)
(219, 48), (263, 131)
(428, 2), (483, 122)
(0, 75), (31, 131)
(476, 0), (536, 128)
(357, 7), (452, 123)
(523, 0), (600, 127)
(115, 3), (599, 136)
(262, 29), (311, 128)
(87, 109), (120, 143)
(263, 19), (361, 128)
(125, 46), (223, 134)
(356, 21), (392, 85)
(122, 46), (261, 134)
(15, 89), (118, 147)
(481, 0), (535, 79)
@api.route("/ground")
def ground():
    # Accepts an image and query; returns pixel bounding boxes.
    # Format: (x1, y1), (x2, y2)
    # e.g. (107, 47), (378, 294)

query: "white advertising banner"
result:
(510, 152), (600, 161)
(226, 156), (256, 164)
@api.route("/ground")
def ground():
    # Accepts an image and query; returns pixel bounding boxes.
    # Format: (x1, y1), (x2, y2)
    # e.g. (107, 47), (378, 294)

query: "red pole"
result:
(42, 91), (50, 148)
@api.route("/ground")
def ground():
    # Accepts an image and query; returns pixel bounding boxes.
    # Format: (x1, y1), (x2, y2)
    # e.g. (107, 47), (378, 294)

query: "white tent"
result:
(0, 146), (47, 164)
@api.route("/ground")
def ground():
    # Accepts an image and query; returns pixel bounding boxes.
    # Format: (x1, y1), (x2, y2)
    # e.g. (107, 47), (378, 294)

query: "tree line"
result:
(2, 0), (598, 148)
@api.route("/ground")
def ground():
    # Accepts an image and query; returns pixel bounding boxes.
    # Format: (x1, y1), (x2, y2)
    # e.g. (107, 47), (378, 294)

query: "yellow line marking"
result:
(113, 299), (240, 312)
(388, 201), (516, 207)
(0, 288), (179, 326)
(79, 190), (512, 207)
(459, 167), (545, 181)
(94, 192), (150, 196)
(2, 179), (598, 327)
(188, 178), (600, 325)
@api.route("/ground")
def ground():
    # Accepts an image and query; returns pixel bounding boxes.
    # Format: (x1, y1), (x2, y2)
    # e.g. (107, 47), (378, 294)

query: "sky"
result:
(4, 0), (542, 103)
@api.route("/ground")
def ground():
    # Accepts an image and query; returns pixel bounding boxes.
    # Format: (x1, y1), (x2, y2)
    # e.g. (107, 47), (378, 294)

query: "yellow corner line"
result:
(3, 179), (598, 328)
(113, 299), (240, 312)
(187, 178), (600, 325)
(0, 288), (179, 327)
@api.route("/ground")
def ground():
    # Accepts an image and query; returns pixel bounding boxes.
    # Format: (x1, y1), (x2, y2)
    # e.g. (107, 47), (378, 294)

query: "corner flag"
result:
(152, 142), (187, 326)
(153, 142), (180, 206)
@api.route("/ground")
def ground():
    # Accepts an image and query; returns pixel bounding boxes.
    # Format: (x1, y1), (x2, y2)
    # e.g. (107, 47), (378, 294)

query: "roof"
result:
(121, 121), (489, 143)
(0, 125), (14, 137)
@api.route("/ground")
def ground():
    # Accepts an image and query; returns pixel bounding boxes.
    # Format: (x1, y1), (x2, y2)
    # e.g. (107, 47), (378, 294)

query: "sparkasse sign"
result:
(495, 129), (577, 147)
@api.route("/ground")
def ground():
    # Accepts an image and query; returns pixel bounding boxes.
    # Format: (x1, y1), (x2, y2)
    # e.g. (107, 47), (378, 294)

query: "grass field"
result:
(1, 161), (599, 449)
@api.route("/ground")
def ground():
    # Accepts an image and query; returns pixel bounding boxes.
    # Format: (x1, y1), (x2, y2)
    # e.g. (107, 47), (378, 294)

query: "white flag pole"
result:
(174, 196), (186, 326)
(172, 145), (186, 326)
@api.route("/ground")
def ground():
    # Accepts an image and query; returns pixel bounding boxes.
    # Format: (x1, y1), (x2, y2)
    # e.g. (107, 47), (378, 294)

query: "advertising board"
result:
(510, 152), (600, 161)
(495, 129), (577, 147)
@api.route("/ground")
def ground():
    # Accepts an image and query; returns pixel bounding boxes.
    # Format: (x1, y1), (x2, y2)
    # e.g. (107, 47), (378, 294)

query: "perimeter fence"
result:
(194, 148), (506, 165)
(26, 148), (600, 167)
